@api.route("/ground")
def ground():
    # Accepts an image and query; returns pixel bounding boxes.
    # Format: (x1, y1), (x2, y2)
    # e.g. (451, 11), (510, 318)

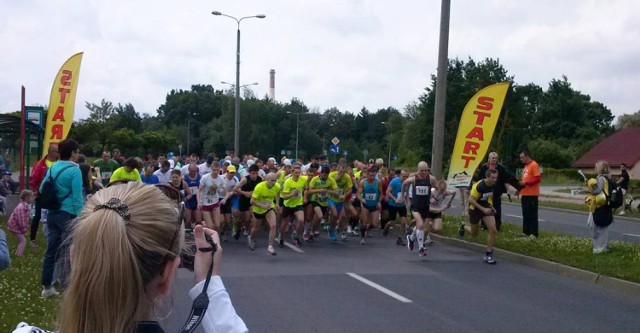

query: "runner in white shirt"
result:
(219, 165), (239, 241)
(153, 160), (172, 184)
(198, 162), (224, 231)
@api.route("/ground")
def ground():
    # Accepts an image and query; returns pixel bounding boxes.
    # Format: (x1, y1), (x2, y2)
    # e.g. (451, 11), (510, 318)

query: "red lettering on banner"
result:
(461, 156), (476, 168)
(52, 106), (65, 122)
(473, 111), (491, 125)
(50, 124), (63, 140)
(459, 96), (496, 169)
(465, 127), (484, 141)
(463, 141), (480, 155)
(58, 88), (70, 103)
(476, 96), (494, 110)
(60, 70), (72, 86)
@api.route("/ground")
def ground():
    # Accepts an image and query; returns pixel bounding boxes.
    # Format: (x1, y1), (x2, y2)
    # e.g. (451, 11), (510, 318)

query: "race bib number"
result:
(189, 186), (198, 196)
(101, 172), (112, 179)
(415, 186), (429, 196)
(365, 193), (377, 201)
(317, 193), (327, 202)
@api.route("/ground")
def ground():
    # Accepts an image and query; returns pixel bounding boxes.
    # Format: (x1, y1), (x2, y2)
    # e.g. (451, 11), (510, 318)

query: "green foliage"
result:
(616, 110), (640, 129)
(527, 139), (574, 168)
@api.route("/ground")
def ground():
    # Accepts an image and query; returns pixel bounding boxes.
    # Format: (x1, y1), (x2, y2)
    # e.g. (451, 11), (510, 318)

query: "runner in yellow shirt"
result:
(328, 164), (353, 241)
(249, 172), (281, 255)
(280, 164), (307, 247)
(109, 158), (142, 183)
(305, 166), (339, 241)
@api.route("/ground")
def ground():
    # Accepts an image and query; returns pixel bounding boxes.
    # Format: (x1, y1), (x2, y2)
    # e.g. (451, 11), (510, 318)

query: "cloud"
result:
(1, 0), (638, 122)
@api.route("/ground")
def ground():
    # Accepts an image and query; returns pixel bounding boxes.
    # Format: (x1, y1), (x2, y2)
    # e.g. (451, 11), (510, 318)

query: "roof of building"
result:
(573, 127), (640, 168)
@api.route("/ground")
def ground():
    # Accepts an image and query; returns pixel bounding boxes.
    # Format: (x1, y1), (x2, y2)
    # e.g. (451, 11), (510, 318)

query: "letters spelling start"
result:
(49, 70), (73, 140)
(460, 96), (494, 168)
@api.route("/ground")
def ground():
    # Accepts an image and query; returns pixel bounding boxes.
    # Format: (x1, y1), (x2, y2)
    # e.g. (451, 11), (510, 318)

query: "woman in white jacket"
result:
(14, 182), (247, 333)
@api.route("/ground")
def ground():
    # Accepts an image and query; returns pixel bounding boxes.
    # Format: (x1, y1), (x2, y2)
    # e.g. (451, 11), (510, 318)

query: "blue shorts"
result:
(232, 195), (240, 210)
(185, 198), (198, 210)
(328, 200), (343, 213)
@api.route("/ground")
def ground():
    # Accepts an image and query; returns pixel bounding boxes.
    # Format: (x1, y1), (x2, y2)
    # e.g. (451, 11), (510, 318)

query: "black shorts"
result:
(311, 201), (328, 215)
(279, 197), (285, 207)
(428, 211), (442, 219)
(221, 200), (233, 214)
(381, 200), (389, 211)
(388, 205), (407, 220)
(282, 205), (303, 218)
(352, 198), (361, 207)
(239, 197), (251, 212)
(253, 208), (274, 220)
(469, 207), (489, 225)
(410, 205), (430, 219)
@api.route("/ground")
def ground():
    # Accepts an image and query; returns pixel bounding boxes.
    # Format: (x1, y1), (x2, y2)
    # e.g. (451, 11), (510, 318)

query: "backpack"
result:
(39, 165), (74, 211)
(604, 176), (624, 209)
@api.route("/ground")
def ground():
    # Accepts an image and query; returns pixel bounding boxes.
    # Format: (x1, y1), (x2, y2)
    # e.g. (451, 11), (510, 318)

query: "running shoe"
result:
(41, 287), (59, 298)
(406, 235), (414, 251)
(483, 254), (496, 265)
(329, 228), (337, 242)
(382, 227), (389, 237)
(279, 237), (285, 247)
(418, 248), (427, 257)
(233, 231), (240, 240)
(268, 245), (277, 256)
(303, 233), (310, 241)
(248, 235), (256, 251)
(314, 230), (320, 238)
(396, 237), (405, 246)
(360, 238), (366, 245)
(340, 232), (348, 241)
(292, 236), (302, 247)
(458, 223), (466, 237)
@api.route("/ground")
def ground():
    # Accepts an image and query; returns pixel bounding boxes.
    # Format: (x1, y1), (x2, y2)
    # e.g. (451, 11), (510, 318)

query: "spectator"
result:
(0, 171), (11, 213)
(586, 160), (614, 253)
(7, 190), (35, 257)
(617, 163), (630, 215)
(28, 144), (59, 246)
(40, 138), (83, 297)
(79, 163), (103, 199)
(0, 229), (10, 271)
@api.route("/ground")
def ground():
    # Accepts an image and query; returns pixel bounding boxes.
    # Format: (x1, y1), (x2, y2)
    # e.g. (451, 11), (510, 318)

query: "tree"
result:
(85, 99), (113, 124)
(616, 110), (640, 129)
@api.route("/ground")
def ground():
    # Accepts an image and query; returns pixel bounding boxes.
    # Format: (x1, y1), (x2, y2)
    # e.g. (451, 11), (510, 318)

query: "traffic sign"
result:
(331, 137), (340, 145)
(330, 144), (340, 154)
(343, 150), (348, 156)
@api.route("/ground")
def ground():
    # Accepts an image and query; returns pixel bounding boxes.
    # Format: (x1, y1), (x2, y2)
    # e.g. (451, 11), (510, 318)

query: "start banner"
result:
(447, 82), (510, 187)
(42, 52), (83, 157)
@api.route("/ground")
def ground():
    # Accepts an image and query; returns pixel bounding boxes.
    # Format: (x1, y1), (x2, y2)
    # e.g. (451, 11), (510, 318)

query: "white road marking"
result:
(283, 241), (305, 253)
(505, 214), (546, 222)
(346, 272), (413, 303)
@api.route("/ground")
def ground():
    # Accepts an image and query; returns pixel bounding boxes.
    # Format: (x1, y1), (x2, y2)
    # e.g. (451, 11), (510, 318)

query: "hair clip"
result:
(94, 198), (131, 222)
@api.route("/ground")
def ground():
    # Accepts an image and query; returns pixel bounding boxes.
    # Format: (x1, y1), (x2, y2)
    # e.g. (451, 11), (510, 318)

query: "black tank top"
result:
(411, 177), (431, 208)
(242, 176), (263, 192)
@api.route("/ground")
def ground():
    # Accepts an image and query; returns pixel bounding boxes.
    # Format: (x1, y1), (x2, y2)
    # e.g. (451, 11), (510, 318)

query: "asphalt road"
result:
(499, 203), (640, 242)
(162, 229), (640, 333)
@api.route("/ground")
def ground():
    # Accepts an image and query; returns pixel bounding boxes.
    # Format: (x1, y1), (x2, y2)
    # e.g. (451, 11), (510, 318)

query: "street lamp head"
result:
(211, 11), (222, 15)
(256, 14), (266, 18)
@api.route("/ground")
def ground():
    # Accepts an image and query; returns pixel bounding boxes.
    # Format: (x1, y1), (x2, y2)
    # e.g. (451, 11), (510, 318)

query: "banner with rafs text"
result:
(447, 82), (510, 188)
(42, 52), (83, 157)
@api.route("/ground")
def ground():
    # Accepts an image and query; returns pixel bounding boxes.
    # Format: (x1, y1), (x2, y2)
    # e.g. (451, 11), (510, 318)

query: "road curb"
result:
(503, 201), (640, 223)
(430, 233), (640, 295)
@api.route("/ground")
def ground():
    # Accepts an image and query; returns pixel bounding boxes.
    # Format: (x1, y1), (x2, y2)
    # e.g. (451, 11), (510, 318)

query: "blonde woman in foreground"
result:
(13, 181), (247, 333)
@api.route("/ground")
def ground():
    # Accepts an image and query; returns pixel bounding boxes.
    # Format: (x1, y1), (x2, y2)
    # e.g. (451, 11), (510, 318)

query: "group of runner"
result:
(160, 153), (495, 261)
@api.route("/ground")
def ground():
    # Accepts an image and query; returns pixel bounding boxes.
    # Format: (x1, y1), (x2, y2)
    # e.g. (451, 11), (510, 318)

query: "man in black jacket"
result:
(471, 152), (520, 231)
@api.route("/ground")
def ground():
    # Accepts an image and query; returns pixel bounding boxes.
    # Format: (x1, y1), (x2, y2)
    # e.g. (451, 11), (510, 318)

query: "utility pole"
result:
(431, 0), (450, 179)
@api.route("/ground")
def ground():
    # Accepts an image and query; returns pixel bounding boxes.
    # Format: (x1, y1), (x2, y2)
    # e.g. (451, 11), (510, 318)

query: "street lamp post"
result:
(212, 10), (266, 156)
(287, 112), (301, 161)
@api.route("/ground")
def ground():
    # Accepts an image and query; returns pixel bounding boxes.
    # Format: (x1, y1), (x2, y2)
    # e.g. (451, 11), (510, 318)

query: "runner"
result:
(153, 160), (172, 184)
(458, 168), (499, 264)
(92, 151), (120, 186)
(181, 153), (199, 176)
(401, 161), (438, 257)
(249, 172), (281, 255)
(356, 166), (383, 244)
(233, 164), (263, 239)
(219, 165), (239, 241)
(385, 170), (409, 246)
(305, 165), (339, 242)
(425, 179), (456, 245)
(183, 163), (201, 230)
(301, 162), (319, 240)
(280, 163), (307, 247)
(197, 161), (223, 231)
(275, 160), (292, 243)
(168, 169), (192, 206)
(328, 164), (353, 242)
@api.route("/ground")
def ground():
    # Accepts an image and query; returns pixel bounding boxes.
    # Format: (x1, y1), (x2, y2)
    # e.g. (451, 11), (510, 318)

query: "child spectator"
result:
(7, 190), (34, 257)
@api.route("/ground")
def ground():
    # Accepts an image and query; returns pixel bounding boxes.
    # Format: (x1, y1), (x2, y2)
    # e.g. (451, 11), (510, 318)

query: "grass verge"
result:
(441, 215), (640, 283)
(0, 216), (58, 331)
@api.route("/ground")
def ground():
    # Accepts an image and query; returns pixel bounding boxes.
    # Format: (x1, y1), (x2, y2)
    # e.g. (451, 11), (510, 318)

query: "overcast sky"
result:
(1, 0), (638, 122)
